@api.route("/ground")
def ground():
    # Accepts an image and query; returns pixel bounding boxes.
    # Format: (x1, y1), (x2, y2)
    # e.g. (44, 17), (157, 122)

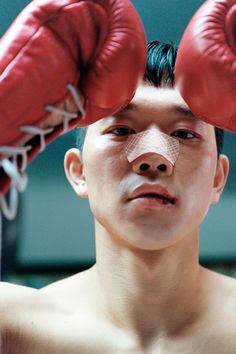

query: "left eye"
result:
(171, 130), (197, 139)
(109, 127), (135, 136)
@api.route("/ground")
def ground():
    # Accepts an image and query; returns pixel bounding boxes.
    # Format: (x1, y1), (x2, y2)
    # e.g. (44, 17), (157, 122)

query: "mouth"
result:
(128, 184), (177, 205)
(131, 193), (176, 205)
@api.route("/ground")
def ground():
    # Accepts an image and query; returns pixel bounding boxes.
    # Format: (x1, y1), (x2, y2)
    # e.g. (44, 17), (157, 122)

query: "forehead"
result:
(87, 84), (214, 133)
(126, 84), (189, 112)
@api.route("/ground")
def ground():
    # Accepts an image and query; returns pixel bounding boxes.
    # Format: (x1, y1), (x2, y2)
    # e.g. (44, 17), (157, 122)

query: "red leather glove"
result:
(0, 0), (146, 213)
(175, 0), (236, 132)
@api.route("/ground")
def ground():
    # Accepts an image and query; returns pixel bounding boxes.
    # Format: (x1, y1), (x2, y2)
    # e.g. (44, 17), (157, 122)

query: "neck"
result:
(92, 222), (204, 343)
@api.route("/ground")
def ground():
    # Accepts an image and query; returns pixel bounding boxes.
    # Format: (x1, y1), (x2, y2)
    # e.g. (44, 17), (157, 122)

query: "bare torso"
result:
(1, 265), (236, 354)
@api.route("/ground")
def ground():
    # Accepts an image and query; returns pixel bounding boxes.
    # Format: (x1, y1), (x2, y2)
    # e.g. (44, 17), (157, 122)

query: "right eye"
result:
(109, 127), (136, 136)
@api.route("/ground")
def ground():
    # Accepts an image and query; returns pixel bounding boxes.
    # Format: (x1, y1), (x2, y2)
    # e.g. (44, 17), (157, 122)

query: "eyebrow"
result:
(100, 102), (207, 131)
(171, 105), (195, 118)
(119, 102), (137, 113)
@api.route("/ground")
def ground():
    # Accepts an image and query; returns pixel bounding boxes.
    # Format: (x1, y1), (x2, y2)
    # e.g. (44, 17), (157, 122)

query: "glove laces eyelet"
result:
(0, 83), (85, 234)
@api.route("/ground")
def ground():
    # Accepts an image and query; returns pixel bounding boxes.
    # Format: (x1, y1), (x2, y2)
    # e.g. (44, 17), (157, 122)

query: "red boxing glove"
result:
(0, 0), (146, 211)
(175, 0), (236, 132)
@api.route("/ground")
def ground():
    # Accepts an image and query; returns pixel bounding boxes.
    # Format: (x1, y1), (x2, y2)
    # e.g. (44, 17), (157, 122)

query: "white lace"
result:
(67, 83), (85, 116)
(0, 146), (30, 220)
(0, 83), (84, 221)
(0, 145), (31, 172)
(45, 83), (84, 134)
(20, 126), (54, 153)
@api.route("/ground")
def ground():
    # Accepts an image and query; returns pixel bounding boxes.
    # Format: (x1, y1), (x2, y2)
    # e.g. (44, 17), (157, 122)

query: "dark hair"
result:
(144, 40), (224, 157)
(76, 40), (224, 157)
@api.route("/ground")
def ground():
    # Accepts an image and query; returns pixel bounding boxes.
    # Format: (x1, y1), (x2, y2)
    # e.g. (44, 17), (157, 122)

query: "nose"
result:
(132, 152), (174, 176)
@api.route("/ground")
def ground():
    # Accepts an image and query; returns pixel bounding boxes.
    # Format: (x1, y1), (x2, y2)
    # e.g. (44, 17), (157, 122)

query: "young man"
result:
(1, 41), (235, 354)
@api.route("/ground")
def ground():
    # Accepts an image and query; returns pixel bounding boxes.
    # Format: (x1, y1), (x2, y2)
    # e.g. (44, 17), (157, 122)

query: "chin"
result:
(121, 225), (183, 252)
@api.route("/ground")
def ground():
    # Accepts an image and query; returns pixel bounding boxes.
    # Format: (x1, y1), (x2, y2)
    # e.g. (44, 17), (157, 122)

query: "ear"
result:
(64, 148), (88, 198)
(211, 154), (229, 205)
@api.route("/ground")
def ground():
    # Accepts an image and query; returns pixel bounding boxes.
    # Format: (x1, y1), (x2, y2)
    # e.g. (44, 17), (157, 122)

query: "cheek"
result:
(84, 141), (125, 178)
(176, 144), (217, 181)
(193, 148), (217, 185)
(82, 136), (127, 203)
(177, 147), (217, 220)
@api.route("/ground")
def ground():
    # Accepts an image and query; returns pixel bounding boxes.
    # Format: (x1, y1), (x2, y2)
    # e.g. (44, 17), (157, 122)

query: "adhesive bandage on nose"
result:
(123, 128), (180, 165)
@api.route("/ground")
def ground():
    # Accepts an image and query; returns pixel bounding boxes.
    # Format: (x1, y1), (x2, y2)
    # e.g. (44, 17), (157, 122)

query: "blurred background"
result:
(1, 0), (236, 288)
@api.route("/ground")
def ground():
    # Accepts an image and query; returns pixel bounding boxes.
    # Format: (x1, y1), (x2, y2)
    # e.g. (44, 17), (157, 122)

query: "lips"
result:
(128, 183), (177, 205)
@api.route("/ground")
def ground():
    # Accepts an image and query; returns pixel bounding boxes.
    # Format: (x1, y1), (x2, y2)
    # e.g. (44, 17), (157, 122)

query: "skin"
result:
(1, 83), (236, 354)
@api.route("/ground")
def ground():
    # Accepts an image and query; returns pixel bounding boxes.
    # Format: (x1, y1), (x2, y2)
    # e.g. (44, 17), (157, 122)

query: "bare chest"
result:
(4, 311), (236, 354)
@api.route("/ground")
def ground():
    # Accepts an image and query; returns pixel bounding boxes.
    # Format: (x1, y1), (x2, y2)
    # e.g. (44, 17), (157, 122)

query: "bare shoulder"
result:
(40, 266), (96, 309)
(202, 266), (236, 313)
(0, 281), (86, 354)
(206, 314), (236, 354)
(0, 270), (122, 354)
(206, 266), (236, 295)
(0, 281), (43, 314)
(0, 281), (59, 331)
(198, 267), (236, 352)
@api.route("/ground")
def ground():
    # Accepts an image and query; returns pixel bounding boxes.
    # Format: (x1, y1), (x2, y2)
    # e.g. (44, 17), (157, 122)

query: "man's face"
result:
(70, 84), (228, 250)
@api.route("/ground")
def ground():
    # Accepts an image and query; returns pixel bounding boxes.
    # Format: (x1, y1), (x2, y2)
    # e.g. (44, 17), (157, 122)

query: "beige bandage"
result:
(124, 128), (180, 165)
